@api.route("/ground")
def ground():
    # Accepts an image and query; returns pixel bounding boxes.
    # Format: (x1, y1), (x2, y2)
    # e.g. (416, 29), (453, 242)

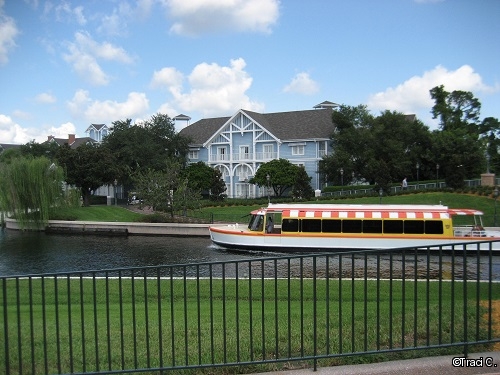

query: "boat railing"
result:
(453, 225), (487, 238)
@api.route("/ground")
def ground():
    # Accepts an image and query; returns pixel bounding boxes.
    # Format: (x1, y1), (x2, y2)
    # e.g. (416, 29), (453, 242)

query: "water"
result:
(1, 228), (500, 280)
(0, 229), (261, 276)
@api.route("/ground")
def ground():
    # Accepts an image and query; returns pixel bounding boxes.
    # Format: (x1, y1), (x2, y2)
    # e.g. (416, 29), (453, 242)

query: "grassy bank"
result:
(47, 192), (500, 225)
(1, 277), (497, 374)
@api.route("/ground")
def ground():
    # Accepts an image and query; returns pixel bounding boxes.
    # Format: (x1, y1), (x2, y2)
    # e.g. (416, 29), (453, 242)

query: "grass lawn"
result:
(1, 277), (497, 374)
(48, 192), (499, 226)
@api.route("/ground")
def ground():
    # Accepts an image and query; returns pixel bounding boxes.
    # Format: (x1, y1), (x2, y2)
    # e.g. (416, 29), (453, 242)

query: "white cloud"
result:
(35, 92), (57, 104)
(63, 31), (133, 85)
(67, 89), (150, 124)
(0, 9), (19, 65)
(283, 72), (319, 95)
(0, 114), (76, 144)
(150, 67), (184, 89)
(155, 58), (264, 117)
(367, 65), (498, 120)
(164, 0), (280, 36)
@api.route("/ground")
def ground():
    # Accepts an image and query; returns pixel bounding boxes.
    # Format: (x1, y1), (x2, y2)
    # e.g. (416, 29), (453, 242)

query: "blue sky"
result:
(1, 0), (499, 144)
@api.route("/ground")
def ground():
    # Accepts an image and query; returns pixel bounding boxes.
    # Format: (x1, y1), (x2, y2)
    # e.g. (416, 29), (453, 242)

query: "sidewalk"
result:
(249, 351), (500, 375)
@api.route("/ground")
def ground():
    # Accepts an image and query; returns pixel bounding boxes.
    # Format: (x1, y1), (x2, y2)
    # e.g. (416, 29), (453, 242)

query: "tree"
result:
(20, 140), (60, 160)
(291, 166), (314, 200)
(0, 156), (65, 228)
(133, 159), (202, 217)
(430, 86), (486, 187)
(250, 159), (300, 197)
(56, 143), (120, 206)
(184, 161), (215, 195)
(103, 114), (191, 187)
(209, 168), (227, 201)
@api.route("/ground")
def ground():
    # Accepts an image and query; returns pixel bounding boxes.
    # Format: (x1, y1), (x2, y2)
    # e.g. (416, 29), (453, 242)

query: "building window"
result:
(240, 145), (250, 160)
(292, 145), (305, 155)
(188, 150), (199, 159)
(217, 147), (227, 161)
(263, 144), (274, 159)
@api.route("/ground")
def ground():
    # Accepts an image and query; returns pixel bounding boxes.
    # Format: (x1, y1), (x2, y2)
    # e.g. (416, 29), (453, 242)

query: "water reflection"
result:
(1, 229), (499, 281)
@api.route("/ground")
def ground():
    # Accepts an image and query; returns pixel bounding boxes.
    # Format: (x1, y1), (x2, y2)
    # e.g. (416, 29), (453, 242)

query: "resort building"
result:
(179, 101), (337, 198)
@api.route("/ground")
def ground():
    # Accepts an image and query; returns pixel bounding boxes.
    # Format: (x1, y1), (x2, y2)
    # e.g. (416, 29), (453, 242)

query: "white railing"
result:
(209, 152), (278, 162)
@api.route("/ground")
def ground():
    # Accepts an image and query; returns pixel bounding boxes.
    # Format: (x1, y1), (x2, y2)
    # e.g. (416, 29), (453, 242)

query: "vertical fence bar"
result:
(169, 267), (176, 367)
(105, 272), (111, 372)
(300, 257), (304, 358)
(16, 277), (21, 375)
(222, 264), (227, 363)
(338, 253), (343, 354)
(325, 255), (331, 355)
(350, 253), (355, 353)
(376, 253), (380, 351)
(413, 249), (418, 348)
(156, 268), (164, 371)
(92, 272), (99, 373)
(235, 262), (241, 363)
(389, 251), (393, 350)
(475, 246), (481, 341)
(261, 259), (266, 361)
(249, 261), (254, 362)
(183, 265), (189, 366)
(462, 246), (468, 357)
(144, 269), (151, 369)
(438, 246), (443, 345)
(401, 250), (406, 349)
(287, 258), (291, 358)
(2, 278), (9, 375)
(118, 270), (125, 370)
(131, 269), (138, 369)
(54, 276), (61, 374)
(363, 253), (368, 351)
(274, 259), (279, 361)
(41, 276), (48, 375)
(196, 265), (202, 365)
(209, 264), (214, 364)
(426, 248), (431, 347)
(451, 247), (456, 344)
(79, 274), (86, 373)
(313, 256), (317, 371)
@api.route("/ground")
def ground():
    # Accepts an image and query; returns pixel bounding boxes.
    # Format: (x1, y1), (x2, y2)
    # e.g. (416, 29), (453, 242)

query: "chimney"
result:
(47, 135), (54, 142)
(68, 134), (76, 145)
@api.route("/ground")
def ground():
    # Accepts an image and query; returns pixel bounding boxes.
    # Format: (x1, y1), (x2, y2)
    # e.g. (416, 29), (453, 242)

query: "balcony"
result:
(209, 152), (278, 162)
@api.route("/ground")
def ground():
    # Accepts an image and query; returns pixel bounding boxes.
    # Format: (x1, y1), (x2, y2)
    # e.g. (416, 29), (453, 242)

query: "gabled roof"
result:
(85, 123), (107, 132)
(46, 135), (95, 149)
(179, 108), (334, 145)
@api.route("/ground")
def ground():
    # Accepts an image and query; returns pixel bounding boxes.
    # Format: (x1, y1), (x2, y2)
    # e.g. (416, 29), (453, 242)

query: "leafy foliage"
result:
(250, 159), (301, 197)
(55, 143), (120, 206)
(291, 166), (315, 200)
(0, 157), (65, 228)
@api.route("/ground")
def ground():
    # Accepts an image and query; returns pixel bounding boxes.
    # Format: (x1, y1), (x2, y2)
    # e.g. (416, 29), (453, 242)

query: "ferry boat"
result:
(209, 203), (500, 252)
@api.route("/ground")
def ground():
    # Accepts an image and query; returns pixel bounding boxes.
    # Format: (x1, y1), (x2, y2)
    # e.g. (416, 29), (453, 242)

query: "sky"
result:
(0, 0), (499, 144)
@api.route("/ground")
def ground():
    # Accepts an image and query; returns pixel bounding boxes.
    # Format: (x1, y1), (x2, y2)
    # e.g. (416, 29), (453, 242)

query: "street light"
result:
(494, 187), (499, 227)
(113, 179), (118, 206)
(416, 162), (420, 190)
(266, 174), (270, 204)
(340, 168), (344, 186)
(436, 164), (440, 187)
(379, 188), (383, 204)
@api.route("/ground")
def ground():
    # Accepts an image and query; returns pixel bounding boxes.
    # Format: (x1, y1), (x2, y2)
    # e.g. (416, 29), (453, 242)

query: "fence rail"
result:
(1, 242), (499, 374)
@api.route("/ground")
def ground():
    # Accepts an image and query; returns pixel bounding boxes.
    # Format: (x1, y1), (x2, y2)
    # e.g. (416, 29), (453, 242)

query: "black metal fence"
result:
(1, 242), (499, 374)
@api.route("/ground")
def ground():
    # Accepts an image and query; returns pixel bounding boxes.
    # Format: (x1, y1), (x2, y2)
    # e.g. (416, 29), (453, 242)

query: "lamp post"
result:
(113, 179), (117, 206)
(416, 162), (420, 190)
(379, 188), (383, 204)
(436, 164), (440, 187)
(266, 174), (270, 204)
(244, 178), (248, 199)
(495, 187), (499, 227)
(340, 168), (344, 187)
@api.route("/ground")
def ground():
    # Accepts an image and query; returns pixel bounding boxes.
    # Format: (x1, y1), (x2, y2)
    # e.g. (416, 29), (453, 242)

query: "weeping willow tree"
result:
(0, 156), (65, 229)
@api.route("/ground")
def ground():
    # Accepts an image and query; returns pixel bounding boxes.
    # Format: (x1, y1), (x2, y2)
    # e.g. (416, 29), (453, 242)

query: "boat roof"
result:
(251, 204), (483, 217)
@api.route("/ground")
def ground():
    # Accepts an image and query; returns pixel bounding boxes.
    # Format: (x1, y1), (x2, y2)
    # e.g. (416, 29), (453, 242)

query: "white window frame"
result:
(217, 147), (227, 161)
(292, 145), (305, 155)
(263, 144), (274, 159)
(188, 150), (199, 159)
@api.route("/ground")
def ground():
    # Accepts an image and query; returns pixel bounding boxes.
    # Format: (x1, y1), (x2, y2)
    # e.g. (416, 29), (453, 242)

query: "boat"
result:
(208, 203), (500, 252)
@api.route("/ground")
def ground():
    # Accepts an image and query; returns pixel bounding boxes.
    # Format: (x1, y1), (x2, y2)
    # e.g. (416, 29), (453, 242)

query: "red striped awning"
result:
(447, 208), (483, 216)
(282, 210), (450, 219)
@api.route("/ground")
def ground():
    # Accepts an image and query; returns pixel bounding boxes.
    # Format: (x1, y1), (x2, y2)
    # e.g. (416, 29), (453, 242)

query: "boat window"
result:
(301, 219), (322, 232)
(363, 220), (382, 233)
(425, 220), (444, 234)
(249, 214), (264, 231)
(342, 220), (363, 233)
(282, 218), (299, 232)
(322, 219), (342, 233)
(404, 220), (424, 234)
(384, 220), (404, 234)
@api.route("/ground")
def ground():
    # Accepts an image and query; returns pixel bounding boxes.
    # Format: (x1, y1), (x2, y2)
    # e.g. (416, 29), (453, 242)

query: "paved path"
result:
(249, 351), (500, 375)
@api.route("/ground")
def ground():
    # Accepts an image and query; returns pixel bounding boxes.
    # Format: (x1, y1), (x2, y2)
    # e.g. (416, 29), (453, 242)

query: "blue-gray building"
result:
(179, 101), (337, 198)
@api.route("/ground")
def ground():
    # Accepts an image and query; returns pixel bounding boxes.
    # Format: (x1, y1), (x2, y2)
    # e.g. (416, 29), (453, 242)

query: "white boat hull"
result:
(209, 226), (500, 252)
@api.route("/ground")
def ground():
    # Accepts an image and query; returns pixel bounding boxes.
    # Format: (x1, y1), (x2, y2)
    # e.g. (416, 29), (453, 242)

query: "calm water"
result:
(0, 229), (262, 276)
(1, 228), (500, 280)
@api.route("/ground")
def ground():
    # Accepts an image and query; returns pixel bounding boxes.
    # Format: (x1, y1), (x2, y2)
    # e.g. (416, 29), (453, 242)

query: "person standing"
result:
(402, 177), (408, 190)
